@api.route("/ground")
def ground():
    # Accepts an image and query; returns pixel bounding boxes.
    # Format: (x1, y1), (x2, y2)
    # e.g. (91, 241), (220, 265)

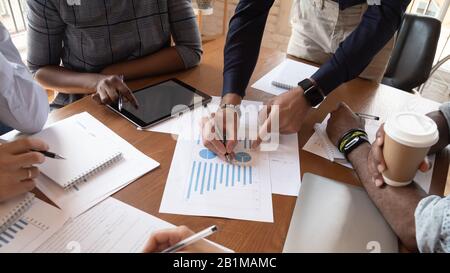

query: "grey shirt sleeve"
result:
(415, 195), (450, 253)
(168, 0), (203, 69)
(26, 0), (65, 73)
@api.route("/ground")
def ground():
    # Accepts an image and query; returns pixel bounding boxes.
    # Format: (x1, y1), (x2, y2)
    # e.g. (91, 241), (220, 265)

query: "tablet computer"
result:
(107, 79), (212, 129)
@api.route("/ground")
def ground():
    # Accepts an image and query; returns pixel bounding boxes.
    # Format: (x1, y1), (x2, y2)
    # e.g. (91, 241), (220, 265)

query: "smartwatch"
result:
(298, 79), (325, 107)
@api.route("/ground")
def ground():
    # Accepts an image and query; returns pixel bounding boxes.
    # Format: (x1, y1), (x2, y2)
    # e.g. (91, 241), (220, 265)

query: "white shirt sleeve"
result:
(415, 195), (450, 253)
(0, 23), (48, 134)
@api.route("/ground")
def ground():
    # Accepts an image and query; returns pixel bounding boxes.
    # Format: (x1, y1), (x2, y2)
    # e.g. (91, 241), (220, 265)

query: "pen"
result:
(161, 225), (218, 253)
(222, 132), (232, 162)
(356, 113), (380, 121)
(118, 75), (124, 112)
(33, 150), (66, 160)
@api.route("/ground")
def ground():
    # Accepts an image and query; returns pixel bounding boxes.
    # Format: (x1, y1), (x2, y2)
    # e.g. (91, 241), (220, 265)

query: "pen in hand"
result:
(32, 150), (66, 160)
(161, 225), (218, 253)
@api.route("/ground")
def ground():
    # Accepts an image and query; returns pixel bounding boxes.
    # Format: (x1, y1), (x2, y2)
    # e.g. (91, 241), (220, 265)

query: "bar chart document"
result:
(0, 199), (67, 253)
(149, 96), (301, 197)
(160, 136), (274, 222)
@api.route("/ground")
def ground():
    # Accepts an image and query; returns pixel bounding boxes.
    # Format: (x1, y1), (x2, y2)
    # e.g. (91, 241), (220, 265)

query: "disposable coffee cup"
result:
(382, 112), (439, 187)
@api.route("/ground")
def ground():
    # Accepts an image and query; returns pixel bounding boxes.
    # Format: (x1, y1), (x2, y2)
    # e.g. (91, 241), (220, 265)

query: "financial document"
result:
(37, 198), (232, 253)
(0, 199), (67, 253)
(148, 97), (302, 196)
(160, 132), (274, 222)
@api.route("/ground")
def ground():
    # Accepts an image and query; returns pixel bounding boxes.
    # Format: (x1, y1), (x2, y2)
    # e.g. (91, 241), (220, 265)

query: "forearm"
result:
(348, 143), (427, 251)
(101, 47), (185, 80)
(428, 111), (450, 154)
(34, 66), (102, 94)
(222, 0), (274, 97)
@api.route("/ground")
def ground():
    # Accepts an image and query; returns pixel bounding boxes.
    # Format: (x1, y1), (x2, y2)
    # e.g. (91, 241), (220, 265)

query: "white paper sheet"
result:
(37, 198), (232, 253)
(160, 132), (274, 222)
(147, 97), (302, 196)
(303, 115), (436, 193)
(251, 59), (319, 96)
(0, 199), (67, 253)
(31, 112), (159, 217)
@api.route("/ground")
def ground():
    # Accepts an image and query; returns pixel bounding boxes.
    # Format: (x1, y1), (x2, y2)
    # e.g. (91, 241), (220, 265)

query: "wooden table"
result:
(37, 37), (449, 253)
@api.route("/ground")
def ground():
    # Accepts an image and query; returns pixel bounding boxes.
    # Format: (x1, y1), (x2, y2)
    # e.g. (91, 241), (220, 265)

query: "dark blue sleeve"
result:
(222, 0), (275, 97)
(311, 0), (411, 95)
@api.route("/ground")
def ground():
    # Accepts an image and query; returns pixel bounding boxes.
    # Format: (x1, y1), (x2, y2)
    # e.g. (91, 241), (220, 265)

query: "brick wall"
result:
(200, 0), (293, 52)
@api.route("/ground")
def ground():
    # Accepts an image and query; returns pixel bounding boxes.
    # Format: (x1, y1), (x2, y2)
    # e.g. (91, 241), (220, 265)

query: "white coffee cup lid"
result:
(384, 112), (439, 148)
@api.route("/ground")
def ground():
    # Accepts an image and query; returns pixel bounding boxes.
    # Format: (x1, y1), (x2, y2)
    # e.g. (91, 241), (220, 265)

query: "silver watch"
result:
(220, 104), (241, 117)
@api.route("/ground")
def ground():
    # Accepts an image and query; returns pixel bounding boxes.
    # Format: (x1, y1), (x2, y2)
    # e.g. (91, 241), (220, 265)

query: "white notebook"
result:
(0, 193), (35, 233)
(271, 59), (319, 90)
(34, 119), (123, 189)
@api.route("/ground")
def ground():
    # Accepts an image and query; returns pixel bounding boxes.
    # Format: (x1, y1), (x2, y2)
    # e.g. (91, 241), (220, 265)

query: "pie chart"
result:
(199, 149), (217, 159)
(235, 152), (252, 163)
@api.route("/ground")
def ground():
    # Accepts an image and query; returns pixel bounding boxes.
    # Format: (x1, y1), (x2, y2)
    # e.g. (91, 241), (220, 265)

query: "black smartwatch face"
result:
(299, 79), (324, 107)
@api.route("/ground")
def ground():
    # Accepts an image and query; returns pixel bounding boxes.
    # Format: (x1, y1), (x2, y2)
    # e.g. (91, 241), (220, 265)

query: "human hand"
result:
(368, 125), (431, 187)
(91, 75), (138, 108)
(142, 226), (225, 253)
(252, 87), (311, 148)
(200, 94), (241, 161)
(0, 138), (48, 202)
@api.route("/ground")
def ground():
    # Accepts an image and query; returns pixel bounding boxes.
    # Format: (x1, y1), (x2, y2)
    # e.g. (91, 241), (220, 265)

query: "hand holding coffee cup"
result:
(369, 112), (439, 187)
(369, 125), (432, 187)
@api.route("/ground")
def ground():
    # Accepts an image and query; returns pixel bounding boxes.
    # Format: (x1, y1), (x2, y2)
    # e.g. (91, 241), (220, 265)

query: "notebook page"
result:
(34, 112), (160, 217)
(0, 193), (35, 232)
(33, 120), (122, 188)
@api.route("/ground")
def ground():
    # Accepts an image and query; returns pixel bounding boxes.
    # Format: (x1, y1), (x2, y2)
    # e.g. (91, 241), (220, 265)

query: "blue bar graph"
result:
(226, 164), (229, 187)
(220, 164), (224, 184)
(0, 218), (28, 248)
(232, 165), (235, 186)
(195, 162), (202, 192)
(201, 163), (207, 194)
(186, 153), (253, 200)
(244, 166), (247, 185)
(207, 163), (212, 191)
(238, 166), (241, 182)
(214, 163), (218, 190)
(187, 161), (196, 199)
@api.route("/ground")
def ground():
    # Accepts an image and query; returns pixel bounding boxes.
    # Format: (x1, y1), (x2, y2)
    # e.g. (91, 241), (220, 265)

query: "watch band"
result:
(220, 104), (241, 117)
(337, 129), (369, 160)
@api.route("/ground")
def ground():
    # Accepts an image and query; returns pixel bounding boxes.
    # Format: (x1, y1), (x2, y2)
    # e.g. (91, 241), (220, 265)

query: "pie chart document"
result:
(160, 135), (273, 223)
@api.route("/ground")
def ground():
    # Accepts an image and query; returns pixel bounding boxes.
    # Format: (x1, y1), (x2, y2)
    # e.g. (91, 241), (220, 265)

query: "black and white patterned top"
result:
(26, 0), (202, 107)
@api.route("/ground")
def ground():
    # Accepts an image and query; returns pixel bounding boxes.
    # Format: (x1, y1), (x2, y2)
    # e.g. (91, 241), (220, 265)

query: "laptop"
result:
(283, 173), (398, 253)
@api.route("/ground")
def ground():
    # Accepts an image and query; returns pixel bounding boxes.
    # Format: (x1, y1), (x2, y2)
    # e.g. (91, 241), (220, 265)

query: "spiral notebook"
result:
(271, 59), (320, 90)
(0, 193), (35, 233)
(34, 118), (123, 189)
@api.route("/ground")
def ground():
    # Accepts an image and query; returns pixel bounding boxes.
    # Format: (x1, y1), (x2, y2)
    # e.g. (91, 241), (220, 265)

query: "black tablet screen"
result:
(119, 80), (209, 125)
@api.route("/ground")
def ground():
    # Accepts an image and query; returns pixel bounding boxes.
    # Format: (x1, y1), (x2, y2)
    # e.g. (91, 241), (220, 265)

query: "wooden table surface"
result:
(35, 37), (449, 253)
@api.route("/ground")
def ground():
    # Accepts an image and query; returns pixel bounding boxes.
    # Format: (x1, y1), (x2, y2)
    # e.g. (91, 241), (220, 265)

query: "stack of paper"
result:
(0, 198), (68, 253)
